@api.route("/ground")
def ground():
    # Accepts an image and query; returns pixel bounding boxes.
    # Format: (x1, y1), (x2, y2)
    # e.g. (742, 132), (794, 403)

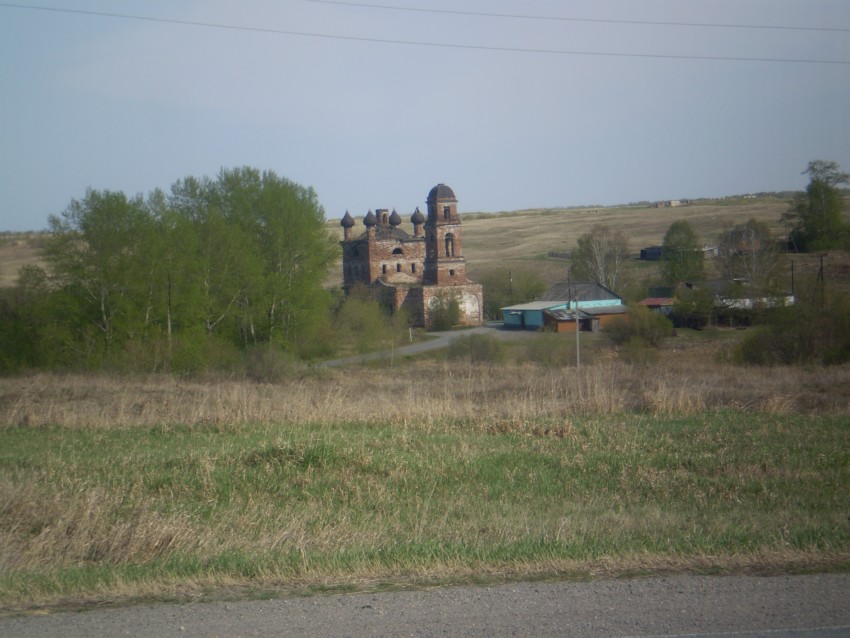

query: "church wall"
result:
(422, 283), (483, 328)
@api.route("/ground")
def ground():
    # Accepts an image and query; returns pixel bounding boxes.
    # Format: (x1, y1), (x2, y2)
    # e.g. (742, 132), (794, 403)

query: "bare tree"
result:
(719, 218), (786, 294)
(571, 225), (629, 291)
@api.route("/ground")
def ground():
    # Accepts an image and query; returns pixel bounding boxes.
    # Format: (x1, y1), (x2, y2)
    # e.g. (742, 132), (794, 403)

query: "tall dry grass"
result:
(1, 359), (848, 430)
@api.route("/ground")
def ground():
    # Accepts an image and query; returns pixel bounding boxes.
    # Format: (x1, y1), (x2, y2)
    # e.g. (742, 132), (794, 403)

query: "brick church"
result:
(340, 183), (483, 328)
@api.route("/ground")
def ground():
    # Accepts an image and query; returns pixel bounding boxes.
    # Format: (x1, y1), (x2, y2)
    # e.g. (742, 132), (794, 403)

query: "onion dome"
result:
(411, 207), (425, 224)
(427, 183), (456, 201)
(340, 211), (355, 228)
(363, 210), (377, 226)
(389, 209), (402, 226)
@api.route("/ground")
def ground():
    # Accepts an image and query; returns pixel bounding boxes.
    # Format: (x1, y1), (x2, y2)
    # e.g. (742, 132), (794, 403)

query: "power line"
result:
(305, 0), (850, 34)
(1, 2), (848, 65)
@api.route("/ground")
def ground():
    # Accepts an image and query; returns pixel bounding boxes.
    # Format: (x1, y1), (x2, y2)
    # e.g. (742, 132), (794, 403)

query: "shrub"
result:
(619, 337), (660, 366)
(245, 345), (296, 383)
(608, 305), (674, 348)
(429, 292), (460, 331)
(449, 333), (504, 363)
(736, 293), (850, 365)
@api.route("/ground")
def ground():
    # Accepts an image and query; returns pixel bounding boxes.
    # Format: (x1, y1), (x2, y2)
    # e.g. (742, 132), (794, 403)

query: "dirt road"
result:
(3, 573), (849, 637)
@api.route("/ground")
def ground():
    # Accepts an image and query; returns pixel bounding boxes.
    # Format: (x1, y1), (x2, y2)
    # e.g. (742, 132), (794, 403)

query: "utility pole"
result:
(569, 267), (580, 369)
(817, 254), (827, 309)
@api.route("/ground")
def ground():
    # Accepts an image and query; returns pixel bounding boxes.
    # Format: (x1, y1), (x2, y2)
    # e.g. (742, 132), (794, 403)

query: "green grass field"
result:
(2, 409), (848, 610)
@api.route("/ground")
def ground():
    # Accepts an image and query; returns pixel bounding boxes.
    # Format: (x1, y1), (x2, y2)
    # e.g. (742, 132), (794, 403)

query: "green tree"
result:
(718, 218), (786, 294)
(169, 168), (336, 352)
(661, 220), (704, 284)
(478, 267), (546, 319)
(787, 160), (849, 251)
(31, 167), (337, 372)
(571, 225), (629, 292)
(671, 285), (716, 329)
(42, 189), (160, 360)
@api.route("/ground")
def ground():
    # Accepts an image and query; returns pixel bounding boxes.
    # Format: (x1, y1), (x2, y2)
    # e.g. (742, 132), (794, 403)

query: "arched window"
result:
(392, 247), (403, 255)
(443, 205), (451, 220)
(445, 233), (455, 257)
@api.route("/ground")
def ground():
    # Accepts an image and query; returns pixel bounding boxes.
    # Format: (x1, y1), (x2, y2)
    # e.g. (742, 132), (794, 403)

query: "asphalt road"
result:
(2, 573), (849, 638)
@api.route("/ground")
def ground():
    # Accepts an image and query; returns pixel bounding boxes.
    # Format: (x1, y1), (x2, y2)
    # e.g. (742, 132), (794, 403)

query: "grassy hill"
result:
(5, 195), (846, 295)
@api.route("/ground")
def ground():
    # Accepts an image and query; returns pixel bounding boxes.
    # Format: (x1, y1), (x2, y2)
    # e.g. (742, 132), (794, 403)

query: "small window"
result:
(396, 263), (401, 272)
(382, 264), (387, 274)
(450, 269), (455, 277)
(392, 247), (403, 255)
(411, 263), (416, 273)
(443, 205), (450, 220)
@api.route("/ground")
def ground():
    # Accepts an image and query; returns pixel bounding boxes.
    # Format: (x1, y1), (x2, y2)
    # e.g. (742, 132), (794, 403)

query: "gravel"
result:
(2, 573), (849, 637)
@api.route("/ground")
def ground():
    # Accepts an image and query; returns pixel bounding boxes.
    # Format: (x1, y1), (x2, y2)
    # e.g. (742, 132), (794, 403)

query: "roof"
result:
(544, 304), (629, 321)
(539, 282), (621, 302)
(358, 225), (415, 241)
(427, 183), (456, 201)
(502, 301), (565, 311)
(639, 297), (675, 307)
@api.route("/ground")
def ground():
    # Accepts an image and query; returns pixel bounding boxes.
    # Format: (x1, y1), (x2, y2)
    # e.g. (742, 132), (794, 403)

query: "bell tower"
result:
(423, 183), (468, 286)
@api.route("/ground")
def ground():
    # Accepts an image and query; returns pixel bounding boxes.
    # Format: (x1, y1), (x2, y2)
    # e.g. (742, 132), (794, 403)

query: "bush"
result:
(448, 333), (504, 363)
(429, 292), (461, 331)
(608, 305), (674, 348)
(245, 345), (296, 383)
(619, 337), (660, 366)
(736, 293), (850, 365)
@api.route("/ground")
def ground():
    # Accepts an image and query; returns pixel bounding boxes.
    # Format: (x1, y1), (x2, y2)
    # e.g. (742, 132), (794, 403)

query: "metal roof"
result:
(502, 301), (565, 311)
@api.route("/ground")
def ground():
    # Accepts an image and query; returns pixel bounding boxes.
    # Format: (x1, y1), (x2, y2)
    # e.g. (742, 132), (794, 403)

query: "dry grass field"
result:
(2, 195), (849, 611)
(0, 233), (46, 288)
(1, 357), (849, 610)
(323, 195), (806, 288)
(4, 195), (843, 294)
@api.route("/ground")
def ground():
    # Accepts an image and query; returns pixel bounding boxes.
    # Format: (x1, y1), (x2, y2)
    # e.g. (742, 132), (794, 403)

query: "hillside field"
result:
(5, 195), (847, 295)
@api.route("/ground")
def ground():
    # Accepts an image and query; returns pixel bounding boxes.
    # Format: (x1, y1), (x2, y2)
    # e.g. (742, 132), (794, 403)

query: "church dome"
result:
(411, 207), (425, 224)
(389, 209), (402, 226)
(427, 183), (456, 202)
(340, 211), (355, 227)
(363, 210), (377, 226)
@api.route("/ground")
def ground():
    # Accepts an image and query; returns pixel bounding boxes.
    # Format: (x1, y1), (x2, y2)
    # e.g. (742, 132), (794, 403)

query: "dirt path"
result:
(3, 573), (849, 637)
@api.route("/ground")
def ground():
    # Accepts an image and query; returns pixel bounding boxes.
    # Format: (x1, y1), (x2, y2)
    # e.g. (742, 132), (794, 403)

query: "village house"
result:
(502, 283), (628, 333)
(340, 184), (483, 328)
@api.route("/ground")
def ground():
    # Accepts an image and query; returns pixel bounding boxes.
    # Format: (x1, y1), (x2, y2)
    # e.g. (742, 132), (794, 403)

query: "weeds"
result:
(1, 353), (849, 609)
(0, 410), (848, 609)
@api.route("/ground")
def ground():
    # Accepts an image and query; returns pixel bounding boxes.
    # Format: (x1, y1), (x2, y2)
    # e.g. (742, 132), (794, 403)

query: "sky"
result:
(1, 0), (849, 232)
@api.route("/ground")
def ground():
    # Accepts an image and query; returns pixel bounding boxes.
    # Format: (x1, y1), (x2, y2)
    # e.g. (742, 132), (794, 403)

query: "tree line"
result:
(568, 160), (849, 298)
(1, 167), (342, 373)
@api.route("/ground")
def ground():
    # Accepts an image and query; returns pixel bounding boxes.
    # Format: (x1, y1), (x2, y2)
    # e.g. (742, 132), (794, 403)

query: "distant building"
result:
(502, 283), (627, 332)
(640, 245), (663, 261)
(340, 184), (483, 328)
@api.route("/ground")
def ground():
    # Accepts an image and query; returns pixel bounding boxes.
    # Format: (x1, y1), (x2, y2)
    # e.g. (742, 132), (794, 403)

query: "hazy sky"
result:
(1, 0), (849, 231)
